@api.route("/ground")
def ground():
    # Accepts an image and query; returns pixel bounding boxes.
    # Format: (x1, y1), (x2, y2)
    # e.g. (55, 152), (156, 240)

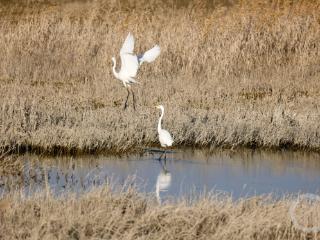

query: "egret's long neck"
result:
(158, 108), (164, 133)
(112, 59), (119, 79)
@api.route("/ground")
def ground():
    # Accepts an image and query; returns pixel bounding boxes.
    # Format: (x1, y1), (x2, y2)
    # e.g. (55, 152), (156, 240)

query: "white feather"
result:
(159, 129), (174, 147)
(120, 33), (134, 55)
(112, 33), (160, 89)
(119, 53), (139, 78)
(139, 45), (161, 65)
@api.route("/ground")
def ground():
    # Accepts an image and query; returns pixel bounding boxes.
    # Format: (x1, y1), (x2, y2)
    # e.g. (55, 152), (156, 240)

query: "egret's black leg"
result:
(160, 156), (168, 172)
(163, 150), (167, 168)
(158, 152), (164, 161)
(132, 90), (136, 111)
(157, 154), (168, 171)
(123, 88), (130, 110)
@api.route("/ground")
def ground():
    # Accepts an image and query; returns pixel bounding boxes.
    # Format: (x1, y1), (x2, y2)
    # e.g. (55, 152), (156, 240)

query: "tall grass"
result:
(0, 185), (319, 239)
(0, 0), (320, 153)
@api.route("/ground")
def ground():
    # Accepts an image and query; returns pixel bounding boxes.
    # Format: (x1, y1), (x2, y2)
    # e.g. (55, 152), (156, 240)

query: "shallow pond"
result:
(1, 148), (320, 200)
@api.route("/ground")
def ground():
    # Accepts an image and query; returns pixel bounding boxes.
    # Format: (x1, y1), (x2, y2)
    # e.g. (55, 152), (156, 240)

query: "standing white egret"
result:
(156, 105), (174, 160)
(112, 33), (161, 110)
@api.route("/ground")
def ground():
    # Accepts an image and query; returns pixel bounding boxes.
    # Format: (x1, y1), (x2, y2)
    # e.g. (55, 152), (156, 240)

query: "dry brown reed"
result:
(1, 185), (320, 239)
(0, 0), (320, 153)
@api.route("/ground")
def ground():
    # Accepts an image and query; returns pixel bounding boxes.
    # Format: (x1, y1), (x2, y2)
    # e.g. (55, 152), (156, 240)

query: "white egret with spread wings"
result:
(112, 33), (161, 110)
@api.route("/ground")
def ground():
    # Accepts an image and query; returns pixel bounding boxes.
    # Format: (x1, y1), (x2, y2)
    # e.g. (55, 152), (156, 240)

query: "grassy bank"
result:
(0, 0), (320, 153)
(0, 185), (319, 239)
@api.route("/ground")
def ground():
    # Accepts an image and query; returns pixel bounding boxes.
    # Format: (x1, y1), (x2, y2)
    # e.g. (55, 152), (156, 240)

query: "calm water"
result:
(1, 148), (320, 200)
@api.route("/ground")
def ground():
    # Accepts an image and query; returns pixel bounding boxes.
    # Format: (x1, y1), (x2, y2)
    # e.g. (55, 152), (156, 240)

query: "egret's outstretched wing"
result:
(120, 53), (139, 78)
(120, 33), (135, 55)
(139, 45), (161, 65)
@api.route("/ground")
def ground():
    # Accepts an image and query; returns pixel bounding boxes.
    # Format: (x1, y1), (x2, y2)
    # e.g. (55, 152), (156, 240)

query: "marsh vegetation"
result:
(1, 184), (320, 240)
(0, 0), (319, 153)
(1, 2), (320, 237)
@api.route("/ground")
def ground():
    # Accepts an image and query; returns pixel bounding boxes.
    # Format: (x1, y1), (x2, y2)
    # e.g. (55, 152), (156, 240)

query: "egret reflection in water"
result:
(1, 149), (320, 199)
(156, 160), (172, 204)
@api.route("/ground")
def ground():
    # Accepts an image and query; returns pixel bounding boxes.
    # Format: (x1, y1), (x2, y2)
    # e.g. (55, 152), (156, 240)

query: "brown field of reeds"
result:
(0, 185), (320, 240)
(0, 0), (320, 153)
